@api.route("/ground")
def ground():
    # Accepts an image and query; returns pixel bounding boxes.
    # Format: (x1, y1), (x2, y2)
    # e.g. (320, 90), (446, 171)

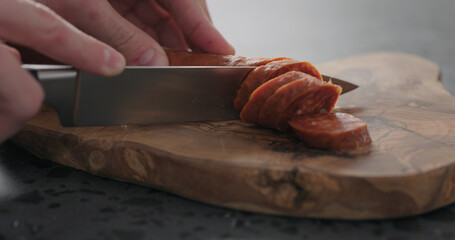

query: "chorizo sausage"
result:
(288, 113), (371, 150)
(258, 76), (341, 131)
(164, 49), (370, 150)
(275, 84), (342, 132)
(233, 59), (322, 111)
(164, 49), (322, 112)
(240, 71), (307, 123)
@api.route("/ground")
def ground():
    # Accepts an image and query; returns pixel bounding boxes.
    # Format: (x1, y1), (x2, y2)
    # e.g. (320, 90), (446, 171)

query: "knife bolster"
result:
(29, 66), (79, 126)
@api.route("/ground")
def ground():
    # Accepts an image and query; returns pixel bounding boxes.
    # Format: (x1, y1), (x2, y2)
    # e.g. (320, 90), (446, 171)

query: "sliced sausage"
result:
(275, 85), (341, 131)
(234, 59), (322, 111)
(165, 50), (322, 113)
(288, 113), (371, 150)
(258, 77), (341, 131)
(240, 71), (308, 123)
(164, 49), (370, 150)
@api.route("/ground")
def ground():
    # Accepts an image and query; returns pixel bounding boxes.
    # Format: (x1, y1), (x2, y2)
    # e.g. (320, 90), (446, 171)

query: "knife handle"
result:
(23, 64), (79, 126)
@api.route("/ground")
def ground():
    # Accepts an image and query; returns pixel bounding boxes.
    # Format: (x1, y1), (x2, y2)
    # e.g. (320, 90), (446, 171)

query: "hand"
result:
(36, 0), (235, 66)
(0, 0), (126, 143)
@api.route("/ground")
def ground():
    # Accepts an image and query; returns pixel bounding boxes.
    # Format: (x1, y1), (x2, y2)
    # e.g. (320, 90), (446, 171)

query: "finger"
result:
(125, 0), (189, 50)
(2, 43), (21, 61)
(0, 43), (44, 143)
(0, 0), (125, 76)
(41, 0), (168, 66)
(159, 0), (235, 55)
(198, 0), (211, 22)
(110, 0), (188, 50)
(115, 0), (189, 50)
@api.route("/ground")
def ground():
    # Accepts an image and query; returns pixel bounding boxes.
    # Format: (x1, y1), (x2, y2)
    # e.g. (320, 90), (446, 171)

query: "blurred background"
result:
(207, 0), (455, 94)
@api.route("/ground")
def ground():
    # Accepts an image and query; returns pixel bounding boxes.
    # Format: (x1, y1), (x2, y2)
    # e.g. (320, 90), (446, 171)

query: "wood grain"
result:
(12, 52), (455, 220)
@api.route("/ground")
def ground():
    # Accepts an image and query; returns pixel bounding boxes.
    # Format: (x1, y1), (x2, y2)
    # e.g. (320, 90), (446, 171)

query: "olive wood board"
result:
(12, 52), (455, 220)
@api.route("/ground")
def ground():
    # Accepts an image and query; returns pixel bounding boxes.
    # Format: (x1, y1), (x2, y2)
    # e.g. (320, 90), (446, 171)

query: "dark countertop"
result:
(2, 1), (455, 239)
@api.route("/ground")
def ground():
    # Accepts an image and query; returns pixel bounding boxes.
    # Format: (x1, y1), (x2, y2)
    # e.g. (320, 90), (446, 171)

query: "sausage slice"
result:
(258, 77), (341, 131)
(288, 113), (372, 150)
(234, 59), (322, 111)
(240, 71), (308, 123)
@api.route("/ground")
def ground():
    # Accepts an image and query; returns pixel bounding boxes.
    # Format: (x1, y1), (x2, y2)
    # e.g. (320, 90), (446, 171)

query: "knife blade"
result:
(322, 75), (358, 94)
(24, 64), (357, 126)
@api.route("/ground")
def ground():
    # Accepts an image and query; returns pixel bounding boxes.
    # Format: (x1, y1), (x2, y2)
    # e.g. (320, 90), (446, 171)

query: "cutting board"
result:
(12, 52), (455, 220)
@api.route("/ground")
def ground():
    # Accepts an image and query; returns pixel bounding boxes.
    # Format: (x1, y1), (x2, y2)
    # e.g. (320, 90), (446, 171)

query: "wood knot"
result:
(123, 149), (154, 180)
(88, 151), (106, 171)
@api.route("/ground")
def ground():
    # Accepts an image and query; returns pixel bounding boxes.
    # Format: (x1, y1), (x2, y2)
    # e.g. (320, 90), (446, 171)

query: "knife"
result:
(24, 64), (357, 126)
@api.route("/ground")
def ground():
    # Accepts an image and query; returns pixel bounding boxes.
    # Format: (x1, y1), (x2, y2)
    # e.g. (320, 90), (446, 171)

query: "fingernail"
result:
(102, 48), (125, 76)
(137, 48), (168, 66)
